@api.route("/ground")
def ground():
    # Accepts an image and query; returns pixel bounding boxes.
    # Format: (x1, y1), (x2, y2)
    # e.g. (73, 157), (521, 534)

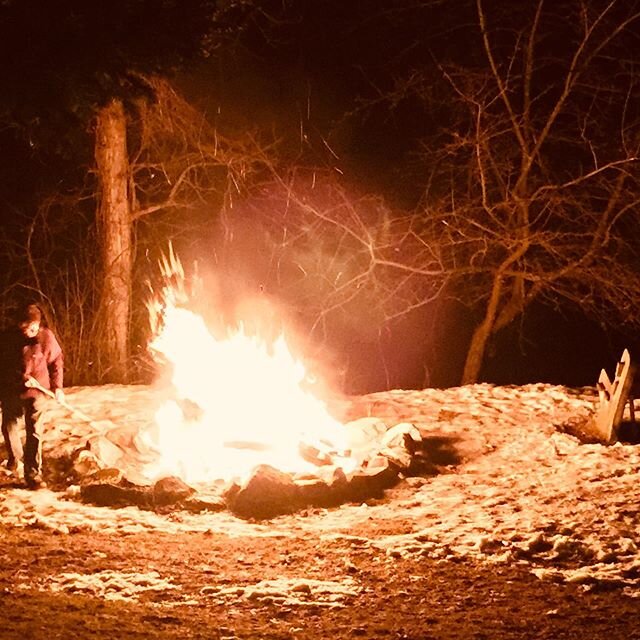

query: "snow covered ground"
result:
(2, 382), (640, 599)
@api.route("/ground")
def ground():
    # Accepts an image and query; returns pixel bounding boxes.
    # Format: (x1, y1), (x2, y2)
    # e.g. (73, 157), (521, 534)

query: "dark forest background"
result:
(1, 0), (639, 393)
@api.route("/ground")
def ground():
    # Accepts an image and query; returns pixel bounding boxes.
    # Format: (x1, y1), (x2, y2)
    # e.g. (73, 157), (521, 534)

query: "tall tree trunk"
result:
(95, 98), (132, 382)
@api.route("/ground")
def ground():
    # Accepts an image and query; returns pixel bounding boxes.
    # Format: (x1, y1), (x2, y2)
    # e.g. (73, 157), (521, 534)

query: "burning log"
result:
(298, 441), (339, 467)
(79, 469), (199, 510)
(80, 470), (153, 508)
(224, 464), (301, 519)
(67, 414), (425, 517)
(153, 476), (195, 506)
(37, 249), (432, 515)
(339, 457), (398, 503)
(295, 467), (350, 509)
(223, 430), (414, 520)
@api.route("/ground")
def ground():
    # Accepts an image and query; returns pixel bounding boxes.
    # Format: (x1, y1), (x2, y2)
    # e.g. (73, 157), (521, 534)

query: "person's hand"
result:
(54, 388), (65, 403)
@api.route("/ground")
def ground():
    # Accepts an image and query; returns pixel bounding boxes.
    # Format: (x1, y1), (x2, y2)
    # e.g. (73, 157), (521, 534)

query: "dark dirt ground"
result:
(1, 514), (640, 640)
(1, 382), (639, 639)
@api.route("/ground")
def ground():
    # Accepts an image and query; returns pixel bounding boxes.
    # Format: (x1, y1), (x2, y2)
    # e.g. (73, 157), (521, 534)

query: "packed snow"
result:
(2, 381), (640, 600)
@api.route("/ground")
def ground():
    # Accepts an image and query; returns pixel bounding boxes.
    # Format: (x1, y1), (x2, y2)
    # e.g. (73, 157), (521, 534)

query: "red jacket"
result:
(0, 326), (63, 400)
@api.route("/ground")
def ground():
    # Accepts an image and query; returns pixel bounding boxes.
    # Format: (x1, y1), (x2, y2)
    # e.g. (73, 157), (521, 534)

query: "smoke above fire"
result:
(140, 248), (355, 485)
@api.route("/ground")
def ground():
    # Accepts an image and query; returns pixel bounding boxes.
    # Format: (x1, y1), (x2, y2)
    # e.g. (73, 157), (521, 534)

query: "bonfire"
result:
(39, 250), (425, 518)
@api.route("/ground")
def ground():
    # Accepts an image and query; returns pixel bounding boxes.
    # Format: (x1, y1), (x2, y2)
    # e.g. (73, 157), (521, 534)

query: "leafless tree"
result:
(0, 77), (266, 384)
(163, 0), (640, 388)
(284, 0), (640, 385)
(94, 76), (268, 381)
(428, 0), (640, 383)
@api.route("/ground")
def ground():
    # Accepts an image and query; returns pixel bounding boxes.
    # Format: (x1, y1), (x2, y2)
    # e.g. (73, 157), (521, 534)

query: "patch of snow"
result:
(30, 569), (179, 602)
(202, 577), (361, 607)
(3, 382), (640, 595)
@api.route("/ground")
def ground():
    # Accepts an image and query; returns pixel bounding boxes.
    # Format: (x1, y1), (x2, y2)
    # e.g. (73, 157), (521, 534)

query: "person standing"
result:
(0, 303), (64, 489)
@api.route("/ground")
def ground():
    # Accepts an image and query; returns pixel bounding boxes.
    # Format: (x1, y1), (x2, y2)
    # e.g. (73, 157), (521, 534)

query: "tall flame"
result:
(141, 250), (351, 484)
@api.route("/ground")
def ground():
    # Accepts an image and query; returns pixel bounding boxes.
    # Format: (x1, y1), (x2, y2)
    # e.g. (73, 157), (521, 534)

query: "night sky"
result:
(1, 0), (639, 392)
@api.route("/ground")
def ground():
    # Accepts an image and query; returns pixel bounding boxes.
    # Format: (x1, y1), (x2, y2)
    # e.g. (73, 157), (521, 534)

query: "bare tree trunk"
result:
(461, 274), (504, 385)
(461, 322), (492, 386)
(95, 98), (132, 382)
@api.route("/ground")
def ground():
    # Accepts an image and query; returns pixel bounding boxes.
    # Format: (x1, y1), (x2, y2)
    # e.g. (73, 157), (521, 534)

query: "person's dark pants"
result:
(1, 396), (43, 479)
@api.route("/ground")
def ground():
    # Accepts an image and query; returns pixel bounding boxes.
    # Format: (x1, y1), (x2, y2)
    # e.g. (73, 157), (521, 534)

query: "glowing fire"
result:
(141, 262), (353, 485)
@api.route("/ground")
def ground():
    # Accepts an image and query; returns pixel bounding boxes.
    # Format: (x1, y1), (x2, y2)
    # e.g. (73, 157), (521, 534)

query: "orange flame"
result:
(141, 252), (353, 485)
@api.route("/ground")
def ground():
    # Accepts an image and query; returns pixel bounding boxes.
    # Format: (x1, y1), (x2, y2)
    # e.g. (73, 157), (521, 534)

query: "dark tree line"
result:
(1, 0), (640, 389)
(0, 0), (260, 382)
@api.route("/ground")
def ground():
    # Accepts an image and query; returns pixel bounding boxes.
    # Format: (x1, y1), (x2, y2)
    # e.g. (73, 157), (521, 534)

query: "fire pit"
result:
(42, 395), (427, 519)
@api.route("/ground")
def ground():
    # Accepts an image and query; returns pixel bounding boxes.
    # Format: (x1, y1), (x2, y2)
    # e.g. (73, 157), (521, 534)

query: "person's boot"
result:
(25, 472), (46, 490)
(2, 459), (22, 481)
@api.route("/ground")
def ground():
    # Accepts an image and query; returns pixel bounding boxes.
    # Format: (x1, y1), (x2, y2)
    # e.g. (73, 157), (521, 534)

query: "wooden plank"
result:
(594, 349), (634, 443)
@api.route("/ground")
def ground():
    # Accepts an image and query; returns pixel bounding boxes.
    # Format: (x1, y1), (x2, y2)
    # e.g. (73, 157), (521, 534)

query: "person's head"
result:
(18, 304), (42, 338)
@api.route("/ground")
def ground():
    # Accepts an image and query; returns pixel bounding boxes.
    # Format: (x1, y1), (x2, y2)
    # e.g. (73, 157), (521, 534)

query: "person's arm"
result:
(46, 330), (64, 399)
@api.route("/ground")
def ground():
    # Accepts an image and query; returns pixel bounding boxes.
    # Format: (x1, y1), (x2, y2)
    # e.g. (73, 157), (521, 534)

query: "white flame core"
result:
(143, 301), (352, 484)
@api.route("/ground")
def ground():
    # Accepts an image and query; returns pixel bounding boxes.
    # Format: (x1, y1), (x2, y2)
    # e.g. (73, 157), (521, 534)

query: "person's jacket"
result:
(0, 326), (63, 400)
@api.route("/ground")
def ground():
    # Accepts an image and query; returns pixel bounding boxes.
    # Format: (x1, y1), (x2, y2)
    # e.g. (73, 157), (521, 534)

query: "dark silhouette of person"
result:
(0, 303), (64, 489)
